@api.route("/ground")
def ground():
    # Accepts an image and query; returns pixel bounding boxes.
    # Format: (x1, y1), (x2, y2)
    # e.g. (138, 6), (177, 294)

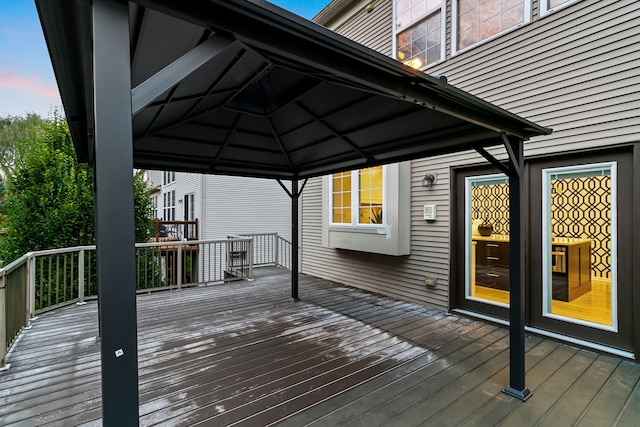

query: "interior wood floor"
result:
(474, 278), (612, 326)
(1, 268), (637, 426)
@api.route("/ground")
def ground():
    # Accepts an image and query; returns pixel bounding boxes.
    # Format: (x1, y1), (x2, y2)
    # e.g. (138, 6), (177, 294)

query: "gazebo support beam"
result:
(291, 179), (300, 301)
(92, 0), (139, 423)
(502, 135), (531, 401)
(277, 178), (308, 301)
(132, 35), (235, 115)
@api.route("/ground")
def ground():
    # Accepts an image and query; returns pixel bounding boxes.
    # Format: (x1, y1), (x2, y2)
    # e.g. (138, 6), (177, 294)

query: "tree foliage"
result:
(133, 170), (154, 243)
(0, 114), (46, 176)
(0, 115), (153, 263)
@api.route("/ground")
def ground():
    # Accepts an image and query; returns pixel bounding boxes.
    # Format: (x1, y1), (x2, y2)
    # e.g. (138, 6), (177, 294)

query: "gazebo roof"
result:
(36, 0), (550, 180)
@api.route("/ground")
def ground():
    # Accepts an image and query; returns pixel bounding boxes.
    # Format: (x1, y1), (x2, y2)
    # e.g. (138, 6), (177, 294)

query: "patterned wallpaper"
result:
(551, 176), (611, 279)
(471, 183), (510, 235)
(471, 177), (611, 279)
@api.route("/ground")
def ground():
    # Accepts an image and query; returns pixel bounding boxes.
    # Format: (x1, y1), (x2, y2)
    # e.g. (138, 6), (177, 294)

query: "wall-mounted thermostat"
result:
(423, 204), (436, 220)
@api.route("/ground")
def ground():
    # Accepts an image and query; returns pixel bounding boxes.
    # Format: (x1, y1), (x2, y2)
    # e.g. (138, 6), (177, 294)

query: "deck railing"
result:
(0, 253), (30, 367)
(0, 235), (284, 368)
(229, 233), (293, 270)
(0, 232), (293, 367)
(152, 219), (199, 242)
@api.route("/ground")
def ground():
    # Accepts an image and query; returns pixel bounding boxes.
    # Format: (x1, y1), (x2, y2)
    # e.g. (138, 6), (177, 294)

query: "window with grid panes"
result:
(455, 0), (528, 52)
(331, 166), (384, 226)
(395, 0), (443, 69)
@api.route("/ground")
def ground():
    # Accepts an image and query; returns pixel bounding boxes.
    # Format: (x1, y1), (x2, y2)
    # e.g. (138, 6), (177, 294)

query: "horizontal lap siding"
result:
(430, 0), (640, 156)
(175, 172), (201, 222)
(302, 0), (639, 311)
(203, 176), (292, 241)
(333, 0), (393, 55)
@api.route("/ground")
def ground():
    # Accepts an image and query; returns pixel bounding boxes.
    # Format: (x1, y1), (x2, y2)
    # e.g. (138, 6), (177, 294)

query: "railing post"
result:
(248, 238), (253, 280)
(78, 249), (85, 304)
(0, 272), (7, 368)
(275, 233), (279, 267)
(177, 244), (182, 290)
(27, 254), (36, 320)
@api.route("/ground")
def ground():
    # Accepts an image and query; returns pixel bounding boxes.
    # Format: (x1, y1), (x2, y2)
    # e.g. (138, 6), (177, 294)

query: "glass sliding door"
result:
(541, 163), (617, 330)
(455, 149), (634, 352)
(465, 173), (510, 306)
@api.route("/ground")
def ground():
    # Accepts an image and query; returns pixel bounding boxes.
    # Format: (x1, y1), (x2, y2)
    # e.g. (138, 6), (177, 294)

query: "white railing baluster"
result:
(177, 244), (182, 291)
(248, 238), (253, 279)
(0, 271), (6, 368)
(78, 248), (85, 304)
(27, 254), (36, 319)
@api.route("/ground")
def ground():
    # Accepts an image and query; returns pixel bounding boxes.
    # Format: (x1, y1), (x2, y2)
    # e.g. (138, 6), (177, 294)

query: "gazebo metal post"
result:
(92, 0), (139, 423)
(277, 178), (308, 301)
(502, 135), (531, 401)
(291, 179), (299, 301)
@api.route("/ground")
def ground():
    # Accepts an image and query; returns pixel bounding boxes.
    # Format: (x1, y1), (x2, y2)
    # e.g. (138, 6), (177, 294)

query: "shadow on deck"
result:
(1, 267), (639, 426)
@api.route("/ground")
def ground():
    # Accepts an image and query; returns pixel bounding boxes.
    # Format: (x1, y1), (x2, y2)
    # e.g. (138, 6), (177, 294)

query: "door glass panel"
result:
(184, 193), (196, 239)
(542, 163), (617, 330)
(465, 174), (510, 306)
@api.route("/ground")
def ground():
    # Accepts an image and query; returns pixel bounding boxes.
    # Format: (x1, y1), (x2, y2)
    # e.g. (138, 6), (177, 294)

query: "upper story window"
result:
(540, 0), (576, 16)
(394, 0), (444, 69)
(331, 166), (384, 226)
(454, 0), (530, 53)
(151, 195), (158, 219)
(163, 190), (175, 221)
(163, 171), (175, 185)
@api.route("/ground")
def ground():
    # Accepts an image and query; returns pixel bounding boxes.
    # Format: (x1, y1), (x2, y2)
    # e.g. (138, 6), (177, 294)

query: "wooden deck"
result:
(1, 267), (639, 426)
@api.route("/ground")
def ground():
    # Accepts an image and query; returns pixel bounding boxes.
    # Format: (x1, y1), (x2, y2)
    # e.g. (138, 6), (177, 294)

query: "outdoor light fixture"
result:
(365, 2), (375, 13)
(422, 174), (435, 187)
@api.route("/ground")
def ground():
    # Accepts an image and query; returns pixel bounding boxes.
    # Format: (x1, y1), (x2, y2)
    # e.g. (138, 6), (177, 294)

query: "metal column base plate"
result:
(503, 387), (532, 401)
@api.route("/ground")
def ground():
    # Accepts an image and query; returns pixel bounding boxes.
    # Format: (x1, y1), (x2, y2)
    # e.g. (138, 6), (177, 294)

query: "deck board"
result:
(0, 267), (638, 426)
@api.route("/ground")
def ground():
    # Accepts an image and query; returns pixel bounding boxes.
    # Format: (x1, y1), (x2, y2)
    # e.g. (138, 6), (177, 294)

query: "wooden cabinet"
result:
(474, 239), (510, 291)
(475, 240), (510, 268)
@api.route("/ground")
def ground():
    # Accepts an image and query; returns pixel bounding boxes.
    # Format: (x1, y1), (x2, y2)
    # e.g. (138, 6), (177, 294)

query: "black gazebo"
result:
(36, 0), (551, 423)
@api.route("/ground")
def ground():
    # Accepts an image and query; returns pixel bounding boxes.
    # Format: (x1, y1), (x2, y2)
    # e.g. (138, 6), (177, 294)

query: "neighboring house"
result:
(145, 170), (292, 241)
(301, 0), (639, 358)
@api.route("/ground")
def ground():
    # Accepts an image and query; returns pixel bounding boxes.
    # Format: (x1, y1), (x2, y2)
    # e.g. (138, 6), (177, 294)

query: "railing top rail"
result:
(233, 232), (278, 237)
(23, 245), (97, 258)
(227, 233), (251, 239)
(154, 219), (198, 225)
(277, 236), (292, 244)
(0, 253), (30, 278)
(135, 237), (253, 249)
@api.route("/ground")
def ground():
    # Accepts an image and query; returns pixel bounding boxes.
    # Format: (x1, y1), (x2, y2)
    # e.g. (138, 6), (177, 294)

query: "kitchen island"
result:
(473, 235), (592, 301)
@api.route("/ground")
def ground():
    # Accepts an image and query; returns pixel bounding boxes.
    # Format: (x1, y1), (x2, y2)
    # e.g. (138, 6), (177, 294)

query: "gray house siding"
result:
(301, 0), (640, 312)
(202, 175), (292, 241)
(331, 0), (394, 56)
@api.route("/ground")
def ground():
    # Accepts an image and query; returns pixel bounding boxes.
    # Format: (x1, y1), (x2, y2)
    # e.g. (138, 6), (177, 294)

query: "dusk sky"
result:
(0, 0), (330, 118)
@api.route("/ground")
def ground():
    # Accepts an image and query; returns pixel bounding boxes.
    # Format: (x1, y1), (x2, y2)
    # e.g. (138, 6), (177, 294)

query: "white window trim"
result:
(464, 173), (509, 308)
(322, 162), (411, 256)
(185, 193), (195, 221)
(152, 195), (158, 219)
(163, 170), (176, 186)
(541, 162), (618, 332)
(452, 0), (532, 56)
(540, 0), (579, 17)
(392, 1), (446, 70)
(329, 167), (386, 229)
(163, 189), (176, 221)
